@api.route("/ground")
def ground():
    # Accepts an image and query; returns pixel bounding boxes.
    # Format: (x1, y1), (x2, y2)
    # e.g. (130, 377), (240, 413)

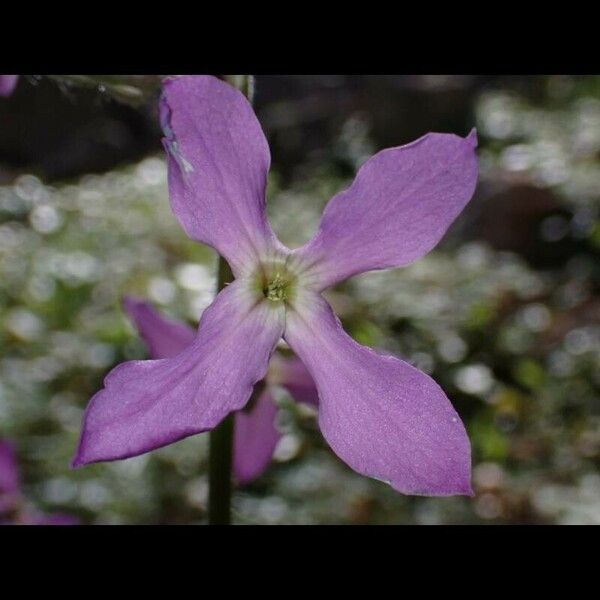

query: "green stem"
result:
(208, 75), (254, 525)
(208, 257), (234, 525)
(208, 414), (234, 524)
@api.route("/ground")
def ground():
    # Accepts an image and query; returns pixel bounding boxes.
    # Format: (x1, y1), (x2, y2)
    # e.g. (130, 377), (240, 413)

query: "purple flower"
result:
(0, 441), (21, 514)
(0, 75), (18, 97)
(74, 75), (478, 496)
(31, 513), (81, 526)
(123, 296), (318, 484)
(1, 440), (79, 525)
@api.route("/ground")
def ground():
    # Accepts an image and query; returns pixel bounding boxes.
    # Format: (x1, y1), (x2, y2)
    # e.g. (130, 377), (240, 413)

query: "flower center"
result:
(264, 272), (289, 302)
(252, 258), (299, 305)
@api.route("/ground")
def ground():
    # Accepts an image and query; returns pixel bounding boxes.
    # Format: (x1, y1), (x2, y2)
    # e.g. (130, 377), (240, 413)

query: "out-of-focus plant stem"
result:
(208, 75), (254, 525)
(44, 75), (164, 106)
(44, 74), (254, 108)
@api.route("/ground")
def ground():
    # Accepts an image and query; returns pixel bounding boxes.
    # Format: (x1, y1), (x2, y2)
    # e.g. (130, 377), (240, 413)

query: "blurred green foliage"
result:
(1, 76), (599, 524)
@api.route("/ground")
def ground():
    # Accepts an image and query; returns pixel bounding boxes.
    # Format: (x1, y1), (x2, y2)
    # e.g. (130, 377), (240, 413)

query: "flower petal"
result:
(160, 75), (284, 277)
(123, 296), (195, 359)
(284, 293), (472, 496)
(73, 281), (285, 466)
(270, 354), (319, 407)
(124, 296), (284, 485)
(294, 131), (478, 290)
(233, 389), (281, 485)
(0, 75), (18, 97)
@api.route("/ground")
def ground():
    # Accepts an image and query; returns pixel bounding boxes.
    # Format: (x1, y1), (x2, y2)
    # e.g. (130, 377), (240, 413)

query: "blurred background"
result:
(0, 75), (599, 525)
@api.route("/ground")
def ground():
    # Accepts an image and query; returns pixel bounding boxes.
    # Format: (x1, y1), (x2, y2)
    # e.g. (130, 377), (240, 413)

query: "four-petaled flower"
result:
(0, 75), (18, 97)
(123, 296), (318, 484)
(74, 75), (479, 496)
(0, 440), (78, 525)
